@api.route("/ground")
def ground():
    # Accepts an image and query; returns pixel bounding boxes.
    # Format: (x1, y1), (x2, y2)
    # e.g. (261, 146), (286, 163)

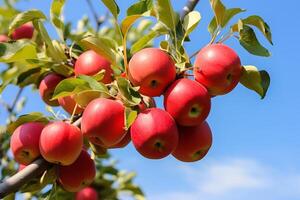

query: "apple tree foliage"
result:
(0, 0), (272, 199)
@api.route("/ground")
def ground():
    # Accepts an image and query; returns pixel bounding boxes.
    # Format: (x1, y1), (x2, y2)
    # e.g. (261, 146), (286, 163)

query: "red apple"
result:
(18, 164), (26, 171)
(128, 48), (176, 97)
(0, 34), (8, 42)
(194, 44), (242, 96)
(11, 22), (34, 40)
(58, 95), (84, 115)
(58, 150), (96, 192)
(39, 73), (63, 106)
(75, 50), (113, 84)
(10, 122), (45, 165)
(172, 121), (212, 162)
(109, 131), (131, 149)
(81, 98), (126, 147)
(76, 187), (98, 200)
(131, 108), (179, 159)
(164, 78), (211, 126)
(39, 121), (83, 166)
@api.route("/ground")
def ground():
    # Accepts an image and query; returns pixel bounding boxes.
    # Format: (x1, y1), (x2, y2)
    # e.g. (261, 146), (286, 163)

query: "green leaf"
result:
(240, 65), (270, 99)
(154, 0), (177, 31)
(50, 0), (65, 40)
(209, 0), (226, 26)
(183, 11), (201, 38)
(52, 78), (89, 99)
(0, 7), (18, 19)
(77, 75), (110, 94)
(127, 0), (153, 16)
(7, 112), (49, 134)
(222, 8), (245, 27)
(17, 67), (41, 87)
(9, 9), (46, 35)
(131, 22), (168, 54)
(125, 108), (137, 130)
(101, 0), (120, 19)
(0, 40), (37, 63)
(51, 64), (74, 77)
(116, 77), (141, 106)
(241, 15), (273, 45)
(238, 24), (270, 57)
(34, 20), (64, 62)
(80, 36), (117, 65)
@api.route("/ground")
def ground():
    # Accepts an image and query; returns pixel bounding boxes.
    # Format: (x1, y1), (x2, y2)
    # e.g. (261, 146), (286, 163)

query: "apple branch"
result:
(0, 158), (51, 198)
(181, 0), (201, 19)
(0, 0), (201, 197)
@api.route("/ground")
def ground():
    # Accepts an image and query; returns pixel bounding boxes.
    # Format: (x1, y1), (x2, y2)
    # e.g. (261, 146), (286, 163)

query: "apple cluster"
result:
(9, 42), (242, 195)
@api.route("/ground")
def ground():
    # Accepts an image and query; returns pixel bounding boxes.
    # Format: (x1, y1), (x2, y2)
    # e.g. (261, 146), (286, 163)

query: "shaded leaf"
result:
(240, 65), (270, 99)
(125, 108), (137, 130)
(9, 9), (46, 35)
(7, 112), (49, 134)
(127, 0), (153, 16)
(154, 0), (177, 31)
(50, 0), (65, 40)
(183, 11), (201, 38)
(239, 24), (270, 57)
(116, 77), (141, 106)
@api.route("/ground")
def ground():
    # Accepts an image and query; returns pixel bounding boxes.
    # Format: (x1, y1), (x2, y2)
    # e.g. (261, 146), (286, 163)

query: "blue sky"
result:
(1, 0), (300, 199)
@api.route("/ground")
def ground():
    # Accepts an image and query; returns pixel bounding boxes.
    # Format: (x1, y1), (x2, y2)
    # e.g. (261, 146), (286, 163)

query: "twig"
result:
(181, 0), (200, 20)
(85, 0), (102, 31)
(9, 88), (24, 113)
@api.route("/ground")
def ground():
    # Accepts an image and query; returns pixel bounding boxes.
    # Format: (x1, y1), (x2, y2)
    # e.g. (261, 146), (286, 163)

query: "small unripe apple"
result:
(58, 150), (96, 192)
(194, 44), (242, 96)
(58, 95), (84, 115)
(10, 122), (45, 165)
(75, 50), (113, 84)
(128, 48), (176, 97)
(0, 34), (8, 42)
(164, 78), (211, 126)
(39, 121), (83, 166)
(131, 108), (179, 159)
(11, 22), (34, 40)
(172, 121), (212, 162)
(39, 73), (63, 106)
(76, 187), (98, 200)
(81, 98), (126, 147)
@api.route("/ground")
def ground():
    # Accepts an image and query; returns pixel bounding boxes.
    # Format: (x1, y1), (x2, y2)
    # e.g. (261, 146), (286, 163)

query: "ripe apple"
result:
(39, 73), (63, 106)
(0, 34), (8, 42)
(11, 22), (34, 40)
(131, 108), (179, 159)
(128, 48), (176, 97)
(75, 50), (113, 84)
(109, 131), (131, 149)
(18, 164), (26, 171)
(194, 44), (242, 96)
(58, 150), (96, 192)
(81, 98), (126, 147)
(76, 187), (98, 200)
(164, 78), (211, 126)
(172, 121), (212, 162)
(39, 121), (83, 166)
(10, 122), (45, 165)
(58, 95), (84, 115)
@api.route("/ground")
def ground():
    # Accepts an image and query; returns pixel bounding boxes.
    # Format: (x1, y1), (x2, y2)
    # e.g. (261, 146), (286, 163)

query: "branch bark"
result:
(0, 158), (51, 198)
(181, 0), (201, 20)
(0, 0), (201, 198)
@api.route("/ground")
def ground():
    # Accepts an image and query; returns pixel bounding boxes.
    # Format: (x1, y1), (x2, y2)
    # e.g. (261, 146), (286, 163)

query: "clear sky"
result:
(1, 0), (300, 200)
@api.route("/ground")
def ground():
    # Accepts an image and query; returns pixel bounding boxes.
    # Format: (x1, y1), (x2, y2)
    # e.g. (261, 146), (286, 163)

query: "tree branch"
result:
(181, 0), (200, 20)
(9, 88), (24, 113)
(0, 158), (51, 198)
(0, 0), (202, 197)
